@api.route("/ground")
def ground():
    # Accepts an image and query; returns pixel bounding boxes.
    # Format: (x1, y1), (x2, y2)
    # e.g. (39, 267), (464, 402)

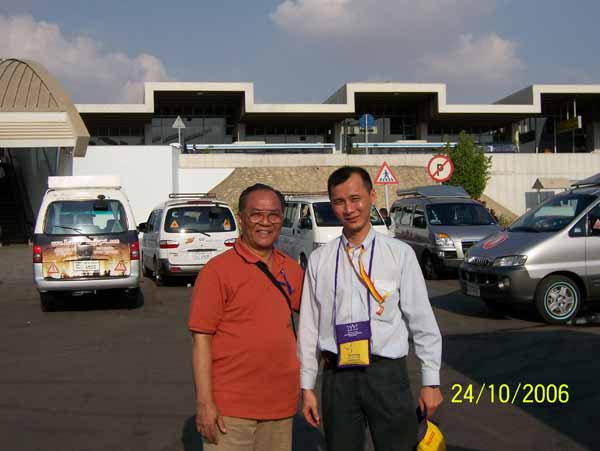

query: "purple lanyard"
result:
(333, 235), (376, 326)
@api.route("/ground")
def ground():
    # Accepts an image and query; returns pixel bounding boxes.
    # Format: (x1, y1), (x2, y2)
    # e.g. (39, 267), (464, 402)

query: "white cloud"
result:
(271, 0), (493, 41)
(0, 15), (172, 103)
(421, 33), (522, 84)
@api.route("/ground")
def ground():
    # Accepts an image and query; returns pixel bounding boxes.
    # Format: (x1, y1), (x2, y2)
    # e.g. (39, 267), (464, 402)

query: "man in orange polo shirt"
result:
(189, 183), (304, 451)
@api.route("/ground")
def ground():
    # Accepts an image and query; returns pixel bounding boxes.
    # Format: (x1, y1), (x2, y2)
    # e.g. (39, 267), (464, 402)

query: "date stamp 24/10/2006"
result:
(451, 383), (570, 405)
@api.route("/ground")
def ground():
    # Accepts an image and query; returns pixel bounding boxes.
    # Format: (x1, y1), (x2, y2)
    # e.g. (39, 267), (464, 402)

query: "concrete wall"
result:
(68, 146), (600, 223)
(73, 146), (176, 224)
(180, 152), (600, 215)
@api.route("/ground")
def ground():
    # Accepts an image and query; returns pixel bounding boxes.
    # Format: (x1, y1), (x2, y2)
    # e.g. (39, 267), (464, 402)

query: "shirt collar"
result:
(341, 226), (376, 251)
(233, 238), (284, 272)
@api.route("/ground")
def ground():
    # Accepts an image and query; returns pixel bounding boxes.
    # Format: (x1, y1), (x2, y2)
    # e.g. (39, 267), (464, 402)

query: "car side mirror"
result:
(300, 217), (312, 230)
(137, 222), (147, 233)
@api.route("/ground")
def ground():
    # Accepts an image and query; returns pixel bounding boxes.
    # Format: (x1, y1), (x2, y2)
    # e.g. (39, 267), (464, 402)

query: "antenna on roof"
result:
(396, 185), (470, 199)
(168, 193), (217, 199)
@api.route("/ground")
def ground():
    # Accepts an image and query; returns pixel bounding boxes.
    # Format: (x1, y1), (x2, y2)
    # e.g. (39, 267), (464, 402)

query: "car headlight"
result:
(493, 255), (527, 267)
(435, 233), (455, 248)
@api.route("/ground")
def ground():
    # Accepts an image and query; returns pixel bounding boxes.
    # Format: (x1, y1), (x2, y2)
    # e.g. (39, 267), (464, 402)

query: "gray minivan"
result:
(391, 185), (500, 279)
(460, 173), (600, 324)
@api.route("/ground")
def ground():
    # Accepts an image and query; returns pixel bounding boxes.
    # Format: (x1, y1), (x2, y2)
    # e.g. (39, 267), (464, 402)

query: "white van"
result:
(139, 193), (238, 285)
(33, 176), (141, 311)
(278, 194), (390, 269)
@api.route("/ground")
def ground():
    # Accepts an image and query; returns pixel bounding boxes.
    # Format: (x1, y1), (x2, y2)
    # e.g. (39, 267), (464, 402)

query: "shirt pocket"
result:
(372, 279), (399, 323)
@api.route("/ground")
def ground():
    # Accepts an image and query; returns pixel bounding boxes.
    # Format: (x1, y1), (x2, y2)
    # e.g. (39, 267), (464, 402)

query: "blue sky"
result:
(1, 0), (599, 104)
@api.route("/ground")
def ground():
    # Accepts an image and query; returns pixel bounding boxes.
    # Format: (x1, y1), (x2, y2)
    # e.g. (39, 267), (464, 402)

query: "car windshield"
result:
(313, 202), (384, 227)
(44, 200), (128, 235)
(164, 206), (236, 233)
(426, 203), (496, 226)
(508, 194), (595, 233)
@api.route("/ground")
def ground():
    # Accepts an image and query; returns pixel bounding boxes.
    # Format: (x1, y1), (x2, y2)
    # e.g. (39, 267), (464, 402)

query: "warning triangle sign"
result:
(374, 161), (398, 185)
(170, 220), (180, 228)
(48, 263), (59, 275)
(114, 261), (127, 272)
(171, 115), (186, 129)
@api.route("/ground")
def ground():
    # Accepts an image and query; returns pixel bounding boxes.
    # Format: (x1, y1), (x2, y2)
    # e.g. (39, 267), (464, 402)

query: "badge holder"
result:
(335, 321), (372, 367)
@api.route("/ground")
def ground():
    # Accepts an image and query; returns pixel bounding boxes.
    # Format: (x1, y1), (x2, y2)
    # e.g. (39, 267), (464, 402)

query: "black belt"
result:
(321, 350), (398, 369)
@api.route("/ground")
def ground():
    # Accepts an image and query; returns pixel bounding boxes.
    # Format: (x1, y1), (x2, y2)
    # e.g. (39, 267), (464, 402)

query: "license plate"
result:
(466, 282), (480, 297)
(190, 252), (212, 263)
(73, 260), (100, 272)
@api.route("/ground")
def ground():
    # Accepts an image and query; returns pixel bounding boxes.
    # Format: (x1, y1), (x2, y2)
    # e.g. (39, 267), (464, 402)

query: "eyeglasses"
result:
(246, 211), (283, 224)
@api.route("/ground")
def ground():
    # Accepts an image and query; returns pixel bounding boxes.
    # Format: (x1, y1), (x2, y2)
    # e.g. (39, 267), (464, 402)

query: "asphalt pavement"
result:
(1, 244), (599, 451)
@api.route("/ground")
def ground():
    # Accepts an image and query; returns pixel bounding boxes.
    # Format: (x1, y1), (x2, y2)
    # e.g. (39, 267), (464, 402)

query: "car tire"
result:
(299, 254), (308, 271)
(124, 288), (143, 309)
(421, 252), (439, 280)
(142, 256), (152, 278)
(153, 259), (164, 286)
(40, 292), (55, 312)
(535, 275), (581, 324)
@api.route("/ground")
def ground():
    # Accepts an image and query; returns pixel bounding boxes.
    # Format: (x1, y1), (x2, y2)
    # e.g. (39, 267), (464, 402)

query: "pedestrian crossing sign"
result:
(374, 161), (398, 185)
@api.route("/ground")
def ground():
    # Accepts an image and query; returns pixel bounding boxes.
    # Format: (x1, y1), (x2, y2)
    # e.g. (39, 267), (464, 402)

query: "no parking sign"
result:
(427, 154), (454, 183)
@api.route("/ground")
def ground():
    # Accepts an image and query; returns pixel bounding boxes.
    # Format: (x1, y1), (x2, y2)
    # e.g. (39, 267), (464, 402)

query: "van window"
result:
(146, 211), (156, 232)
(413, 206), (426, 229)
(400, 205), (414, 226)
(509, 194), (595, 233)
(391, 205), (403, 225)
(44, 200), (128, 235)
(427, 203), (495, 226)
(152, 210), (163, 232)
(283, 203), (298, 228)
(164, 206), (235, 233)
(312, 202), (385, 227)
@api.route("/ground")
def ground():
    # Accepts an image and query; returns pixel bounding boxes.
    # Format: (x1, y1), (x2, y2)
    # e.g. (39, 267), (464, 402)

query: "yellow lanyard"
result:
(345, 243), (388, 315)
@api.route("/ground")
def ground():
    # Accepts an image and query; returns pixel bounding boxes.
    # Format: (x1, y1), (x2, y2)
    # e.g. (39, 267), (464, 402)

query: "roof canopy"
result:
(0, 58), (89, 156)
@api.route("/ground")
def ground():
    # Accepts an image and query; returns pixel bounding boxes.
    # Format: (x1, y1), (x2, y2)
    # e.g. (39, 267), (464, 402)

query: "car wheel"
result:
(535, 275), (581, 324)
(422, 252), (438, 280)
(299, 254), (308, 271)
(142, 256), (152, 278)
(124, 288), (143, 309)
(40, 292), (55, 312)
(153, 259), (164, 286)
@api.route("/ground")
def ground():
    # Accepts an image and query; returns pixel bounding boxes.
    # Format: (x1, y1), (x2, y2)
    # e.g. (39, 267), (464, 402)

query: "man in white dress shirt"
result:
(297, 166), (443, 451)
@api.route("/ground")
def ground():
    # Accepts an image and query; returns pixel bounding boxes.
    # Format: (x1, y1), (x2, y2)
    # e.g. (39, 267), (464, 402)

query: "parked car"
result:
(33, 176), (140, 311)
(278, 194), (390, 269)
(460, 173), (600, 324)
(390, 185), (500, 279)
(139, 193), (238, 285)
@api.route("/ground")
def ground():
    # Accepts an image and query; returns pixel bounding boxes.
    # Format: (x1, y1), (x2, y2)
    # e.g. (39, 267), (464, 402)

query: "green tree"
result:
(442, 131), (492, 199)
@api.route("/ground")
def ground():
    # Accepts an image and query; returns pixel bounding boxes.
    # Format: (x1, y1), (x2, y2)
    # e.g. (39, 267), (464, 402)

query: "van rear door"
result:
(162, 205), (238, 266)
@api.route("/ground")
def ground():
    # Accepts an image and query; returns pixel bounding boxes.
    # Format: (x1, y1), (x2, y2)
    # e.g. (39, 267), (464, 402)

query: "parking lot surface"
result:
(1, 244), (599, 451)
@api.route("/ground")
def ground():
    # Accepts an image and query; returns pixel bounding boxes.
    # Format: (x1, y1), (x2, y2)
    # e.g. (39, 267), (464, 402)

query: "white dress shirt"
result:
(297, 227), (442, 389)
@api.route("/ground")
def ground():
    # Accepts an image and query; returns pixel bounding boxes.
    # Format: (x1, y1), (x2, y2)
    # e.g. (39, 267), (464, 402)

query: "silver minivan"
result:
(460, 173), (600, 324)
(391, 185), (500, 279)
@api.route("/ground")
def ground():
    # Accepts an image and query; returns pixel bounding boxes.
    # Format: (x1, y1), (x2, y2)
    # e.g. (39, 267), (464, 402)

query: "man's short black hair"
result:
(238, 183), (285, 213)
(327, 166), (373, 196)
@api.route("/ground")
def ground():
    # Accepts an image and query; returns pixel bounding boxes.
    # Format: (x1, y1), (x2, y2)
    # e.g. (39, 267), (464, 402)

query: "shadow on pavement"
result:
(442, 327), (600, 450)
(181, 414), (325, 451)
(47, 289), (144, 312)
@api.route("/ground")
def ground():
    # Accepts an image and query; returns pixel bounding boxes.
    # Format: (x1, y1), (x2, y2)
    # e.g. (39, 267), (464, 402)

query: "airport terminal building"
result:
(3, 57), (600, 243)
(78, 81), (600, 154)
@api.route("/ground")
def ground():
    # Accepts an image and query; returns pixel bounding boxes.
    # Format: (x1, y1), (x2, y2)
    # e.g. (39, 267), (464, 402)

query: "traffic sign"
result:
(374, 161), (398, 185)
(427, 154), (454, 183)
(171, 116), (186, 129)
(359, 114), (376, 129)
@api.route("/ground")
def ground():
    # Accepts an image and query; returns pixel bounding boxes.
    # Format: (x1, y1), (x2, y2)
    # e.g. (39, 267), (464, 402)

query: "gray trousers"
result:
(322, 354), (418, 451)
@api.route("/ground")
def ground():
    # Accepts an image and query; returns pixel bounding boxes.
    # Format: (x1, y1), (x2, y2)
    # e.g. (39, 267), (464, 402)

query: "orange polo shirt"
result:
(188, 239), (304, 420)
